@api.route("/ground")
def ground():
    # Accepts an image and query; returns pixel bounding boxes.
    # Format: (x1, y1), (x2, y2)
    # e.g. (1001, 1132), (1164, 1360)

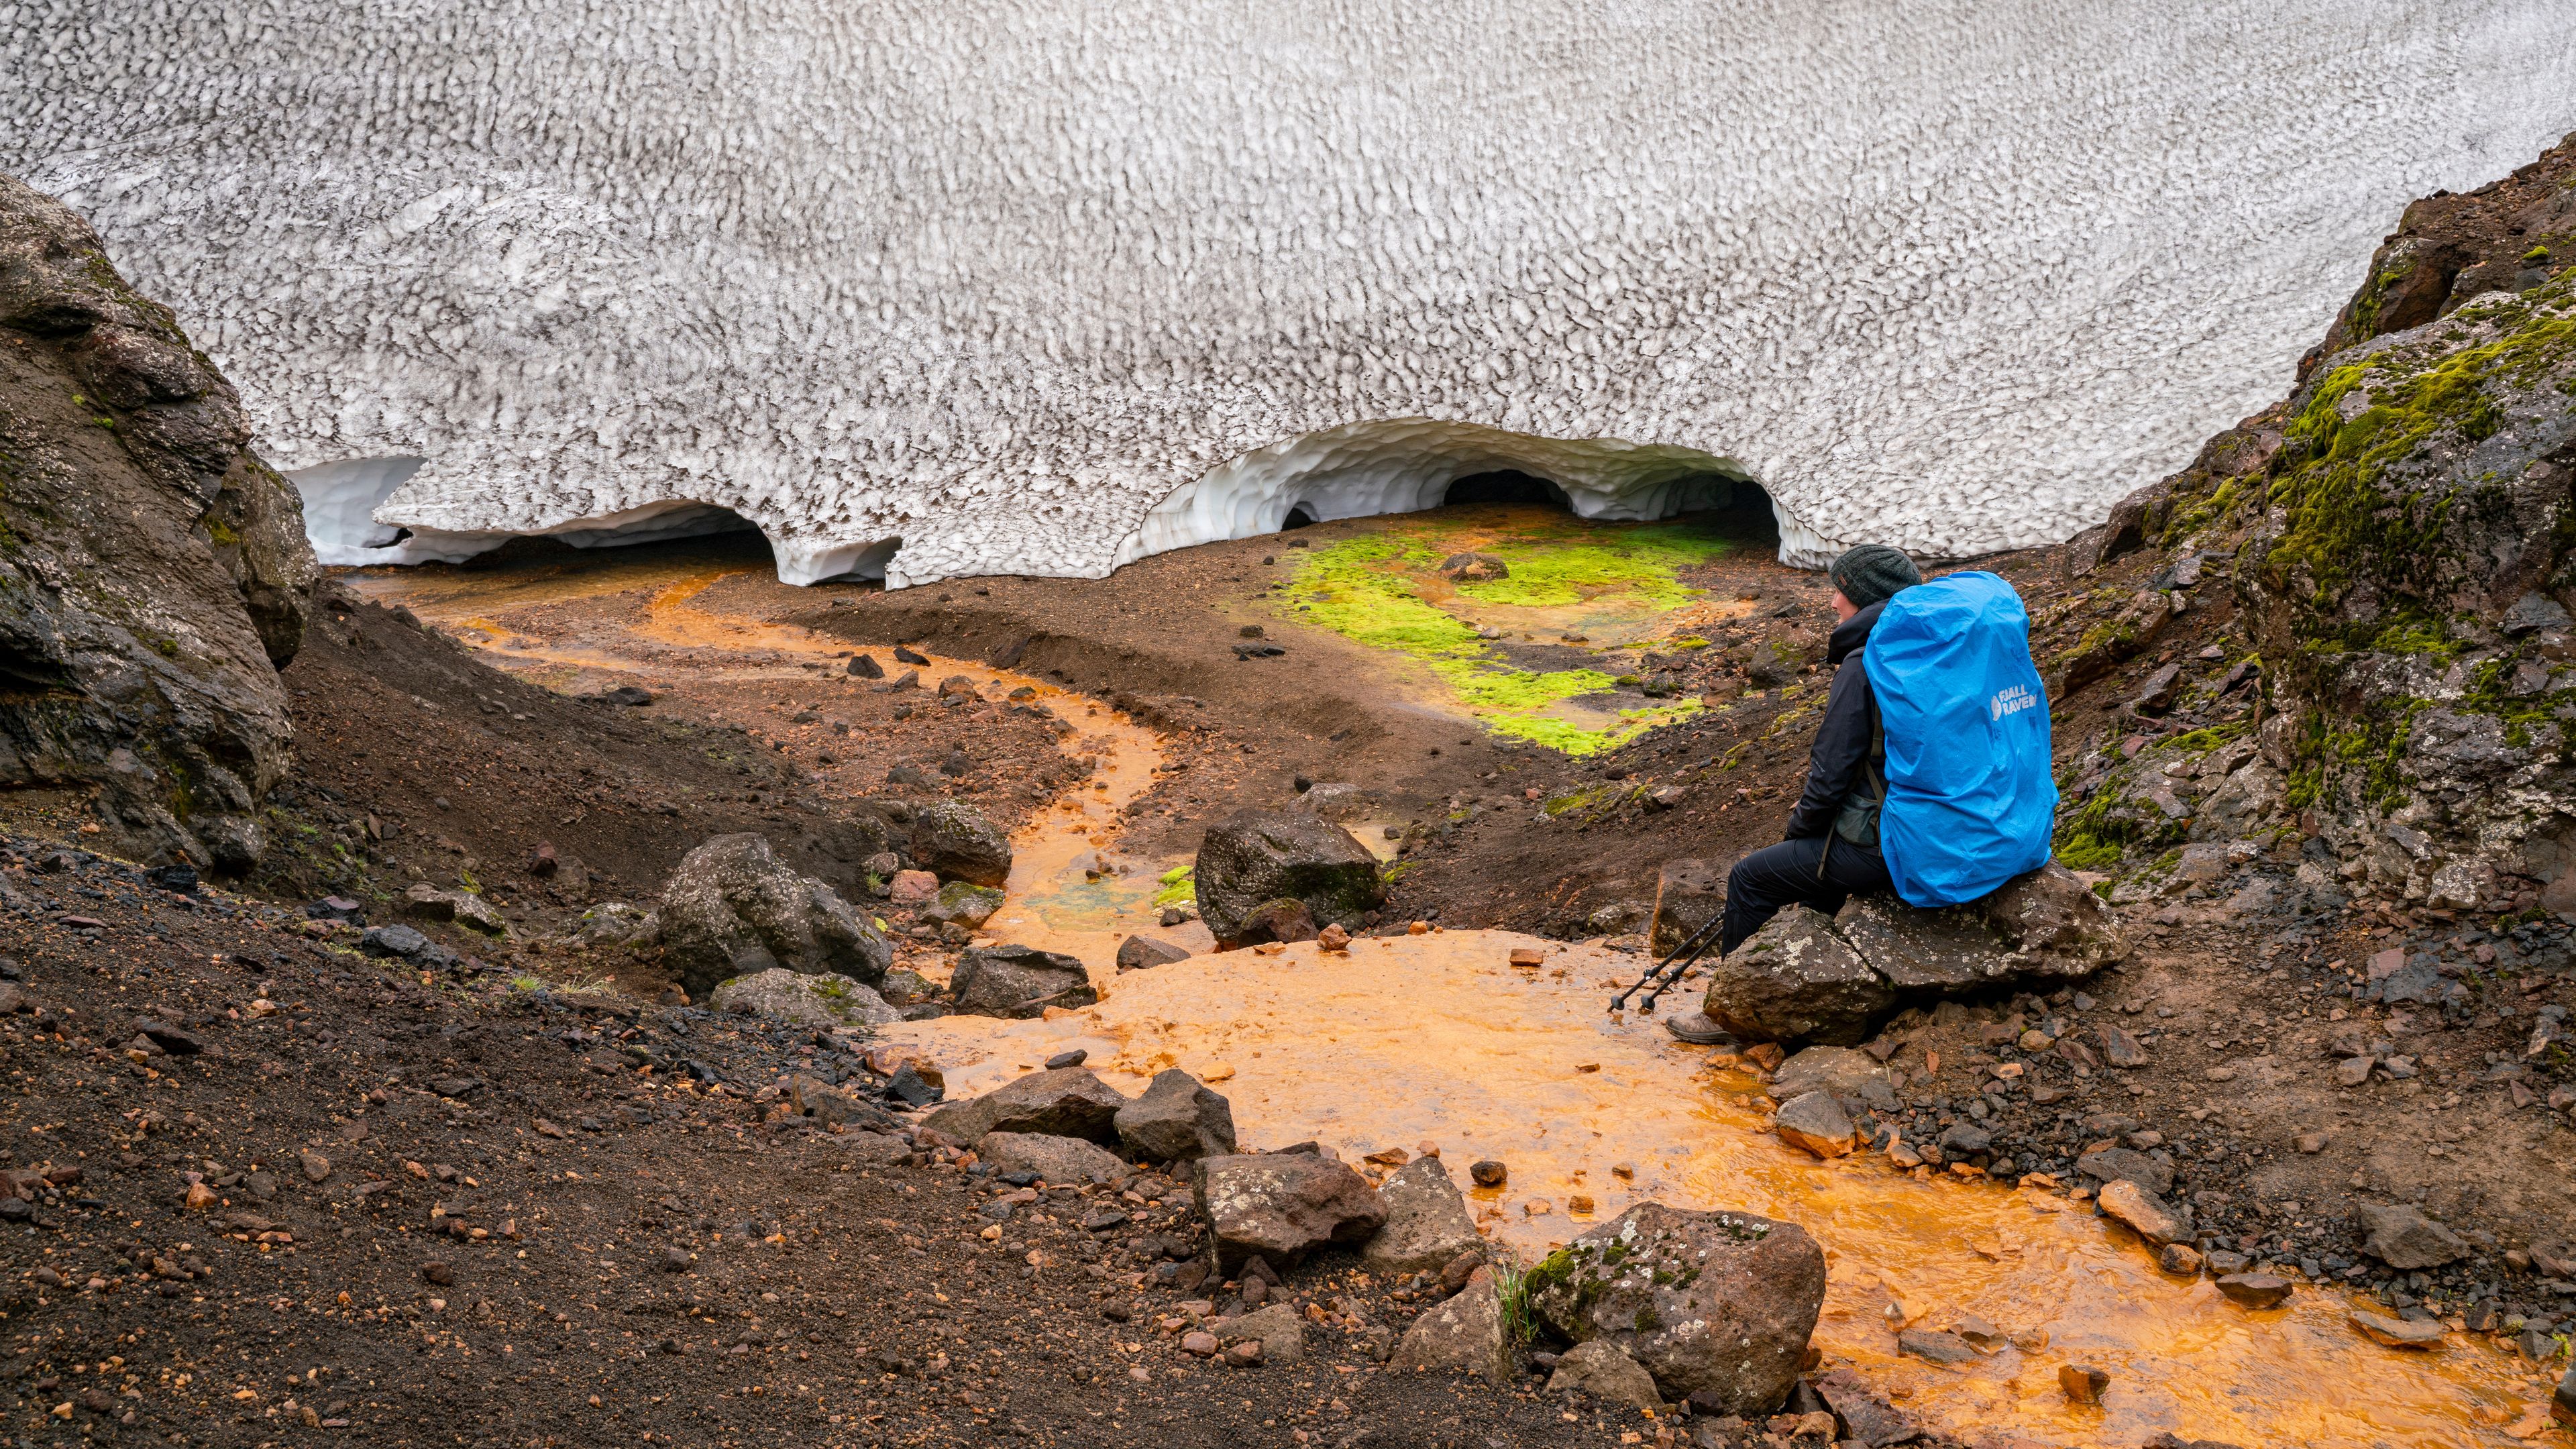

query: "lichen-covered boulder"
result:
(908, 800), (1013, 886)
(657, 833), (892, 998)
(708, 968), (901, 1028)
(1525, 1201), (1826, 1413)
(1193, 810), (1385, 947)
(1390, 1266), (1511, 1379)
(948, 943), (1097, 1018)
(1702, 906), (1894, 1045)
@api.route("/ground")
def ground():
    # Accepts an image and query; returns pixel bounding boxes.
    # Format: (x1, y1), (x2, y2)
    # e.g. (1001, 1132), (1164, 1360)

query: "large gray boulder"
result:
(0, 174), (317, 871)
(1703, 907), (1893, 1045)
(708, 968), (900, 1028)
(1113, 1069), (1238, 1163)
(658, 833), (893, 999)
(921, 1066), (1130, 1146)
(1193, 810), (1386, 947)
(977, 1132), (1130, 1185)
(908, 800), (1013, 886)
(949, 943), (1097, 1018)
(1193, 1151), (1387, 1271)
(1360, 1158), (1484, 1276)
(1526, 1202), (1826, 1414)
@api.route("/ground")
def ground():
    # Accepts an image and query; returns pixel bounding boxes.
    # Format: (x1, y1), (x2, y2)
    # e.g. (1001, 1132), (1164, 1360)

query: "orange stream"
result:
(357, 555), (2561, 1447)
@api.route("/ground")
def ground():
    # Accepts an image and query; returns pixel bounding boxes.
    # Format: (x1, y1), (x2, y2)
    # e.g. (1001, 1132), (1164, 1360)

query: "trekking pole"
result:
(1607, 909), (1725, 1014)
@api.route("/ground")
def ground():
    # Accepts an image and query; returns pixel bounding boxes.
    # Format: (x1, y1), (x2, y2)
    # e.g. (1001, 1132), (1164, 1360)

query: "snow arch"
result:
(8, 0), (2573, 588)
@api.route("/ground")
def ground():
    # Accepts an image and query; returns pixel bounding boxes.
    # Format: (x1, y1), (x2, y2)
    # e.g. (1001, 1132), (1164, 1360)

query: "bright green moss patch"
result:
(1285, 513), (1727, 753)
(1152, 864), (1195, 908)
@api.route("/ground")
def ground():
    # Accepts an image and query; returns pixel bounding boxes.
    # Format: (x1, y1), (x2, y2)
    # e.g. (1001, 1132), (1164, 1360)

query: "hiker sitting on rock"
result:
(1715, 544), (1922, 956)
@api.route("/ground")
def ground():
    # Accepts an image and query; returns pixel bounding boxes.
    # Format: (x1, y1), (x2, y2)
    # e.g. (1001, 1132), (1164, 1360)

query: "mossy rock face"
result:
(923, 879), (1004, 928)
(1523, 1202), (1824, 1415)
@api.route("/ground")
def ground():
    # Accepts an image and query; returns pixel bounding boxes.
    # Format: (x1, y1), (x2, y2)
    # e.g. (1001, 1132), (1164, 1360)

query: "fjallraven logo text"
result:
(1990, 684), (2038, 722)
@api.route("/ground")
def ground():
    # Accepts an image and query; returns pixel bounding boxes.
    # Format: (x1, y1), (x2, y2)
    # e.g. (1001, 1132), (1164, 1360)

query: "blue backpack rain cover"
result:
(1861, 571), (2057, 906)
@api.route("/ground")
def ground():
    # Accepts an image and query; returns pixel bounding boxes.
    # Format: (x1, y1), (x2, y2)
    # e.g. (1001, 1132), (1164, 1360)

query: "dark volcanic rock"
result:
(1112, 1069), (1237, 1164)
(1114, 934), (1193, 971)
(657, 834), (892, 1000)
(920, 1065), (1128, 1146)
(1192, 1151), (1387, 1271)
(1193, 810), (1386, 946)
(0, 172), (317, 870)
(907, 800), (1012, 886)
(1648, 858), (1725, 959)
(1359, 1157), (1483, 1276)
(1702, 906), (1893, 1045)
(2354, 1201), (2470, 1270)
(1525, 1201), (1825, 1414)
(949, 944), (1097, 1018)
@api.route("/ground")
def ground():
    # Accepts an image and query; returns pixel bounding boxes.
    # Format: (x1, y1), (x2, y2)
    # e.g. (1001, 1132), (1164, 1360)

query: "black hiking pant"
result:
(1718, 834), (1892, 957)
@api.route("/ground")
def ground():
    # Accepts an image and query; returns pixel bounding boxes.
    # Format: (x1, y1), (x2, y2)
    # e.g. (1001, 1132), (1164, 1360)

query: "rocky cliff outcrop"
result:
(2054, 133), (2576, 914)
(0, 172), (315, 869)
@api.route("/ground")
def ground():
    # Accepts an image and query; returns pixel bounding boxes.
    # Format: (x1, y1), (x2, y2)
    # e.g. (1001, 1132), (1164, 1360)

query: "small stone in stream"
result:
(922, 881), (1004, 929)
(893, 645), (930, 665)
(1114, 1069), (1238, 1163)
(2202, 1249), (2249, 1275)
(1896, 1329), (1979, 1365)
(2349, 1309), (2446, 1348)
(2354, 1201), (2470, 1269)
(2216, 1274), (2292, 1309)
(1193, 1152), (1386, 1269)
(2057, 1364), (2110, 1404)
(1468, 1159), (1507, 1187)
(1362, 1157), (1484, 1275)
(1115, 936), (1192, 971)
(1390, 1265), (1511, 1379)
(1043, 1049), (1087, 1070)
(1507, 947), (1545, 967)
(422, 1261), (453, 1286)
(949, 944), (1097, 1018)
(659, 1248), (694, 1273)
(1545, 1340), (1662, 1410)
(1772, 1091), (1855, 1158)
(299, 1150), (331, 1183)
(1953, 1313), (2008, 1350)
(849, 654), (883, 679)
(1808, 1368), (1918, 1444)
(2159, 1242), (2204, 1276)
(1316, 922), (1350, 952)
(2096, 1180), (2188, 1246)
(2553, 1364), (2576, 1428)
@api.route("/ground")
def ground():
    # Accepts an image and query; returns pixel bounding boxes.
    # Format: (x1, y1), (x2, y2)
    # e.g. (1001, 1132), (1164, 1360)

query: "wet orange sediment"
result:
(358, 556), (2557, 1446)
(897, 933), (2550, 1446)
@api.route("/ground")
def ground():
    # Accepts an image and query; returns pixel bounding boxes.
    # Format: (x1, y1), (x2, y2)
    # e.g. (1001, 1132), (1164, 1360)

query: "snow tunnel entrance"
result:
(1442, 470), (1572, 511)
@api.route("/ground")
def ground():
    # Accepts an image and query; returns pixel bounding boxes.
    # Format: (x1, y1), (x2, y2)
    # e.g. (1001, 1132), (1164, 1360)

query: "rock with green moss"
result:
(1525, 1201), (1825, 1414)
(922, 879), (1003, 929)
(1193, 810), (1385, 947)
(0, 172), (317, 871)
(908, 800), (1013, 886)
(708, 967), (900, 1028)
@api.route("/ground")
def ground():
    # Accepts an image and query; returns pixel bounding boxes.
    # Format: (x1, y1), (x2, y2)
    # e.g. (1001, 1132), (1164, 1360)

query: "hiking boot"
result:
(1662, 1012), (1734, 1046)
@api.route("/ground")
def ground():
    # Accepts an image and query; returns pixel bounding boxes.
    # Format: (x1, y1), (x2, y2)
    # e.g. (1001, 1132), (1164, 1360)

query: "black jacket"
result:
(1783, 601), (1885, 843)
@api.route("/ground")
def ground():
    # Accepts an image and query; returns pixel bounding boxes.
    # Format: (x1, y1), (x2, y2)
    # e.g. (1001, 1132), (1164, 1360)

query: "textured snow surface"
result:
(7, 1), (2573, 586)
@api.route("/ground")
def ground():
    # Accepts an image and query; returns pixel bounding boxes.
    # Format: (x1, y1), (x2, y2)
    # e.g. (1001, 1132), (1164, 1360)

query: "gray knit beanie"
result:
(1829, 544), (1921, 609)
